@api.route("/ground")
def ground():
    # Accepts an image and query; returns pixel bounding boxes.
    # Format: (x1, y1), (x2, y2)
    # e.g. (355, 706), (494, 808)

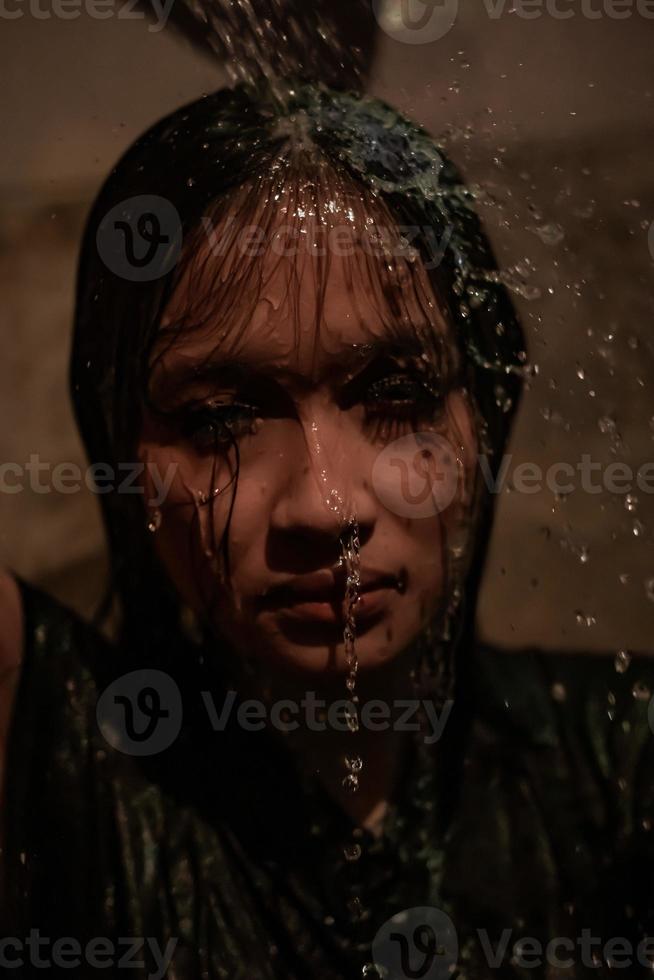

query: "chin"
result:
(256, 610), (419, 678)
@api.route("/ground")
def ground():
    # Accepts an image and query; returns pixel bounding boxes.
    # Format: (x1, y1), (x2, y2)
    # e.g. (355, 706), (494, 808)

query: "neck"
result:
(233, 646), (420, 837)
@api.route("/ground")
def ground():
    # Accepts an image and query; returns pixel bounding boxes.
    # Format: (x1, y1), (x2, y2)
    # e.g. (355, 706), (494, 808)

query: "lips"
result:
(256, 567), (403, 611)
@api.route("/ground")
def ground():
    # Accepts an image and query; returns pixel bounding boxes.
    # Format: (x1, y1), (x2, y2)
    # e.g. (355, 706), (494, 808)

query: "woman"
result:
(1, 82), (653, 978)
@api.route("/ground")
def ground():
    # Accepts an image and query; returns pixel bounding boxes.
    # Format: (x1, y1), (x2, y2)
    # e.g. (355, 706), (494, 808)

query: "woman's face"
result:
(138, 188), (477, 678)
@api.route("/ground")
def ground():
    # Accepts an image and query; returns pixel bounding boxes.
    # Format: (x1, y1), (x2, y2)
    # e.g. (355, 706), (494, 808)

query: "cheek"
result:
(403, 514), (446, 608)
(446, 389), (478, 502)
(139, 439), (274, 611)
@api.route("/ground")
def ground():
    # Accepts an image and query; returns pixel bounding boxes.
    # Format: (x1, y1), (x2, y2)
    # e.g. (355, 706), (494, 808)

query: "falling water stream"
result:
(164, 0), (368, 94)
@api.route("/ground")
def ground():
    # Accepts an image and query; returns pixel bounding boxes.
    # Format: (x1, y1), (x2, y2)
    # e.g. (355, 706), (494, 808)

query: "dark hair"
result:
(71, 81), (527, 670)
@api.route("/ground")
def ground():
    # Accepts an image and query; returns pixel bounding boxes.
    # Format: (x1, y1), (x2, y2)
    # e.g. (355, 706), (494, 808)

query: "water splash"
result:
(168, 0), (368, 96)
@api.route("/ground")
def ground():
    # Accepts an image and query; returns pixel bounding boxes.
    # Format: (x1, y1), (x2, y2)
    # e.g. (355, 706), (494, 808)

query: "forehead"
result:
(154, 180), (450, 381)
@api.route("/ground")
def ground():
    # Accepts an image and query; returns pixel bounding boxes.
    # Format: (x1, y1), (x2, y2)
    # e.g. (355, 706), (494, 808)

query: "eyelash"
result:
(179, 401), (259, 452)
(362, 373), (446, 441)
(178, 372), (446, 452)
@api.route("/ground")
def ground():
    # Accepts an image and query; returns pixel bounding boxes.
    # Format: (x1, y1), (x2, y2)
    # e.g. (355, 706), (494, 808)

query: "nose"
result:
(268, 423), (377, 569)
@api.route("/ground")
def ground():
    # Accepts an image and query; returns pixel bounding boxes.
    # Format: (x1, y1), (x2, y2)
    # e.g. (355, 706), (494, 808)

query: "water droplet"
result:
(342, 773), (359, 794)
(343, 843), (362, 862)
(624, 494), (638, 513)
(347, 896), (364, 921)
(529, 222), (565, 246)
(598, 416), (617, 435)
(614, 650), (631, 674)
(551, 682), (567, 702)
(632, 681), (651, 702)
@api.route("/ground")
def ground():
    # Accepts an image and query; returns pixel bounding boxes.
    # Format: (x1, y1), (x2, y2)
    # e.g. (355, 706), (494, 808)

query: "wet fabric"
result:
(4, 577), (654, 979)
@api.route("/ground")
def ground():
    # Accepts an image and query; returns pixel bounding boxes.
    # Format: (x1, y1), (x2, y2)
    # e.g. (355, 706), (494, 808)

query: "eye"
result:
(179, 401), (259, 452)
(363, 372), (446, 440)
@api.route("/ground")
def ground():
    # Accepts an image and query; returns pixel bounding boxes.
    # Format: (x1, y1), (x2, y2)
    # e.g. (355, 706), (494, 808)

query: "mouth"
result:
(255, 567), (406, 628)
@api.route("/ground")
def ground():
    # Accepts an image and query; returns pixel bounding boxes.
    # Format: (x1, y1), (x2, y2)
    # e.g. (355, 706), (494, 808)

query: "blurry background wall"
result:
(0, 1), (653, 652)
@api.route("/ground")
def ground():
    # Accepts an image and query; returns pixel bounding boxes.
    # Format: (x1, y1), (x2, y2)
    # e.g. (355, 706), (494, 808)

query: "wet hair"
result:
(71, 82), (527, 676)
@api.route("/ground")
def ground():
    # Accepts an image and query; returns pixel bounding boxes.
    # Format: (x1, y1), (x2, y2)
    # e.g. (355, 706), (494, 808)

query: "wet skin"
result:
(138, 191), (478, 683)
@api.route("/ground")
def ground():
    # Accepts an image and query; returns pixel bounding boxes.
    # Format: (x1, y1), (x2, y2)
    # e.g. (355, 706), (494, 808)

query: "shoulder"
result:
(470, 643), (654, 820)
(0, 573), (116, 790)
(472, 643), (654, 736)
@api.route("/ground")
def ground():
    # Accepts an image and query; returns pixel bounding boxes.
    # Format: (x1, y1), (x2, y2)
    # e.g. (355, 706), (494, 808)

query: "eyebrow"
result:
(149, 328), (439, 402)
